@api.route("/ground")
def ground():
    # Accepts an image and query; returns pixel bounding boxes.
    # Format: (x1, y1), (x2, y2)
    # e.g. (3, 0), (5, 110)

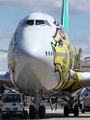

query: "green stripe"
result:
(61, 0), (64, 25)
(64, 0), (69, 35)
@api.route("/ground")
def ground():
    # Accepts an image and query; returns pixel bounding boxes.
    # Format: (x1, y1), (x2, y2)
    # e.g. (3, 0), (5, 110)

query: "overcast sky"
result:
(0, 0), (90, 70)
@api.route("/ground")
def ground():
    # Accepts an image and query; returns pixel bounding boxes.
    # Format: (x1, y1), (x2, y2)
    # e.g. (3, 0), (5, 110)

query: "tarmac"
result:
(0, 109), (90, 120)
(0, 108), (90, 120)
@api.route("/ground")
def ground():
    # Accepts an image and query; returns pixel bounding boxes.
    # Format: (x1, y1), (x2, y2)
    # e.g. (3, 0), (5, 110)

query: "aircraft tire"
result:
(2, 116), (5, 119)
(82, 109), (85, 113)
(74, 105), (79, 117)
(39, 105), (45, 119)
(24, 110), (28, 119)
(79, 104), (82, 109)
(29, 105), (36, 119)
(64, 106), (69, 116)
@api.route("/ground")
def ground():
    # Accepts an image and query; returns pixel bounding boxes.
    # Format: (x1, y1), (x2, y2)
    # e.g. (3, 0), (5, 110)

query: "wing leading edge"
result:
(0, 71), (11, 87)
(55, 69), (90, 92)
(0, 49), (8, 53)
(68, 70), (90, 91)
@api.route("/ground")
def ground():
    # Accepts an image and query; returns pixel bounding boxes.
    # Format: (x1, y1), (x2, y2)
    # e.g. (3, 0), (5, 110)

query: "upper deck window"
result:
(26, 20), (34, 25)
(36, 20), (45, 25)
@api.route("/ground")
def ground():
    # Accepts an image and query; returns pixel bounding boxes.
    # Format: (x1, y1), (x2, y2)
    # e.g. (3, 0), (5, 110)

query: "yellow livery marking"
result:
(55, 64), (63, 90)
(55, 64), (69, 90)
(54, 31), (61, 41)
(61, 75), (74, 90)
(72, 73), (81, 91)
(52, 24), (77, 91)
(60, 72), (81, 91)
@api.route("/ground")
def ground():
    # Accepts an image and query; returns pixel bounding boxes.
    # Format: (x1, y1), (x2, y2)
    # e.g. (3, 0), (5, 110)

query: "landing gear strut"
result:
(63, 97), (79, 117)
(29, 90), (45, 119)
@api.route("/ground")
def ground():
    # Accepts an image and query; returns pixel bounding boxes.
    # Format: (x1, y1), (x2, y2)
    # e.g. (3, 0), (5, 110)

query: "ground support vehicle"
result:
(82, 96), (90, 113)
(1, 93), (28, 119)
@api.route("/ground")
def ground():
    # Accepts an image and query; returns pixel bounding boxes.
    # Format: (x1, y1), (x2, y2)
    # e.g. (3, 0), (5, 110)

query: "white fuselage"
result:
(8, 12), (62, 95)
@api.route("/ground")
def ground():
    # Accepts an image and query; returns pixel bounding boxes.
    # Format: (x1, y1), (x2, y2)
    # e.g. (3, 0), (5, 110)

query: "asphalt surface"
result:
(0, 108), (90, 120)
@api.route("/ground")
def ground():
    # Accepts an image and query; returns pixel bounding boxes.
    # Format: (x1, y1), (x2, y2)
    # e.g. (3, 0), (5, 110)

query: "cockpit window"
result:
(26, 20), (34, 25)
(36, 20), (45, 25)
(45, 20), (51, 26)
(21, 20), (26, 27)
(25, 19), (51, 27)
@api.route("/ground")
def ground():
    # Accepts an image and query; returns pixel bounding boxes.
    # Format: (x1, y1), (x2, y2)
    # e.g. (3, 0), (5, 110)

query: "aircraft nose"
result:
(22, 43), (44, 70)
(23, 43), (44, 58)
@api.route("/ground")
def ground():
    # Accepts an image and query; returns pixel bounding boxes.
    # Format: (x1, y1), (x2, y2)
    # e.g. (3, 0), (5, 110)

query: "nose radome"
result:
(22, 43), (44, 70)
(23, 43), (44, 58)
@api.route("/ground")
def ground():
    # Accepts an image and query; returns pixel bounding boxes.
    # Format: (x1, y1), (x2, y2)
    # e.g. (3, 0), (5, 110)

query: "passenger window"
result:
(26, 20), (34, 25)
(36, 20), (45, 25)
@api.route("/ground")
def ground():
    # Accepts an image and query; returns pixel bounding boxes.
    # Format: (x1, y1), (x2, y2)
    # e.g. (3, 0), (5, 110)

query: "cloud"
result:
(0, 53), (7, 70)
(0, 0), (62, 15)
(69, 0), (90, 14)
(0, 0), (90, 15)
(71, 36), (90, 55)
(87, 36), (90, 42)
(0, 29), (13, 49)
(0, 29), (13, 70)
(0, 29), (2, 34)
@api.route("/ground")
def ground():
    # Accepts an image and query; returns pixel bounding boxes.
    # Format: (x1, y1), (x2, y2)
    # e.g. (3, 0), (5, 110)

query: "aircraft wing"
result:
(0, 71), (11, 87)
(0, 49), (8, 53)
(80, 72), (90, 87)
(0, 50), (11, 87)
(69, 70), (90, 91)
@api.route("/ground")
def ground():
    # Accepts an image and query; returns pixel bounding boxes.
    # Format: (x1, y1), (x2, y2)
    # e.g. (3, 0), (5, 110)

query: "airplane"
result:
(0, 0), (90, 118)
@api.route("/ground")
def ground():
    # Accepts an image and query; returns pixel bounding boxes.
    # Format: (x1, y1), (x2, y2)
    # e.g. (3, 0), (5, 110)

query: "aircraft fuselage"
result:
(8, 12), (77, 96)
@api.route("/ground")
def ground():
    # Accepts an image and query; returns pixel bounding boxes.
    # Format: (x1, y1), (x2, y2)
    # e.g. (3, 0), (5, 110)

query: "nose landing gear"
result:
(29, 90), (46, 119)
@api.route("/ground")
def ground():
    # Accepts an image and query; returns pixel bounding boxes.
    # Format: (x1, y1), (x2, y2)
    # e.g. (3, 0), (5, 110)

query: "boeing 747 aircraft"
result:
(0, 0), (90, 118)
